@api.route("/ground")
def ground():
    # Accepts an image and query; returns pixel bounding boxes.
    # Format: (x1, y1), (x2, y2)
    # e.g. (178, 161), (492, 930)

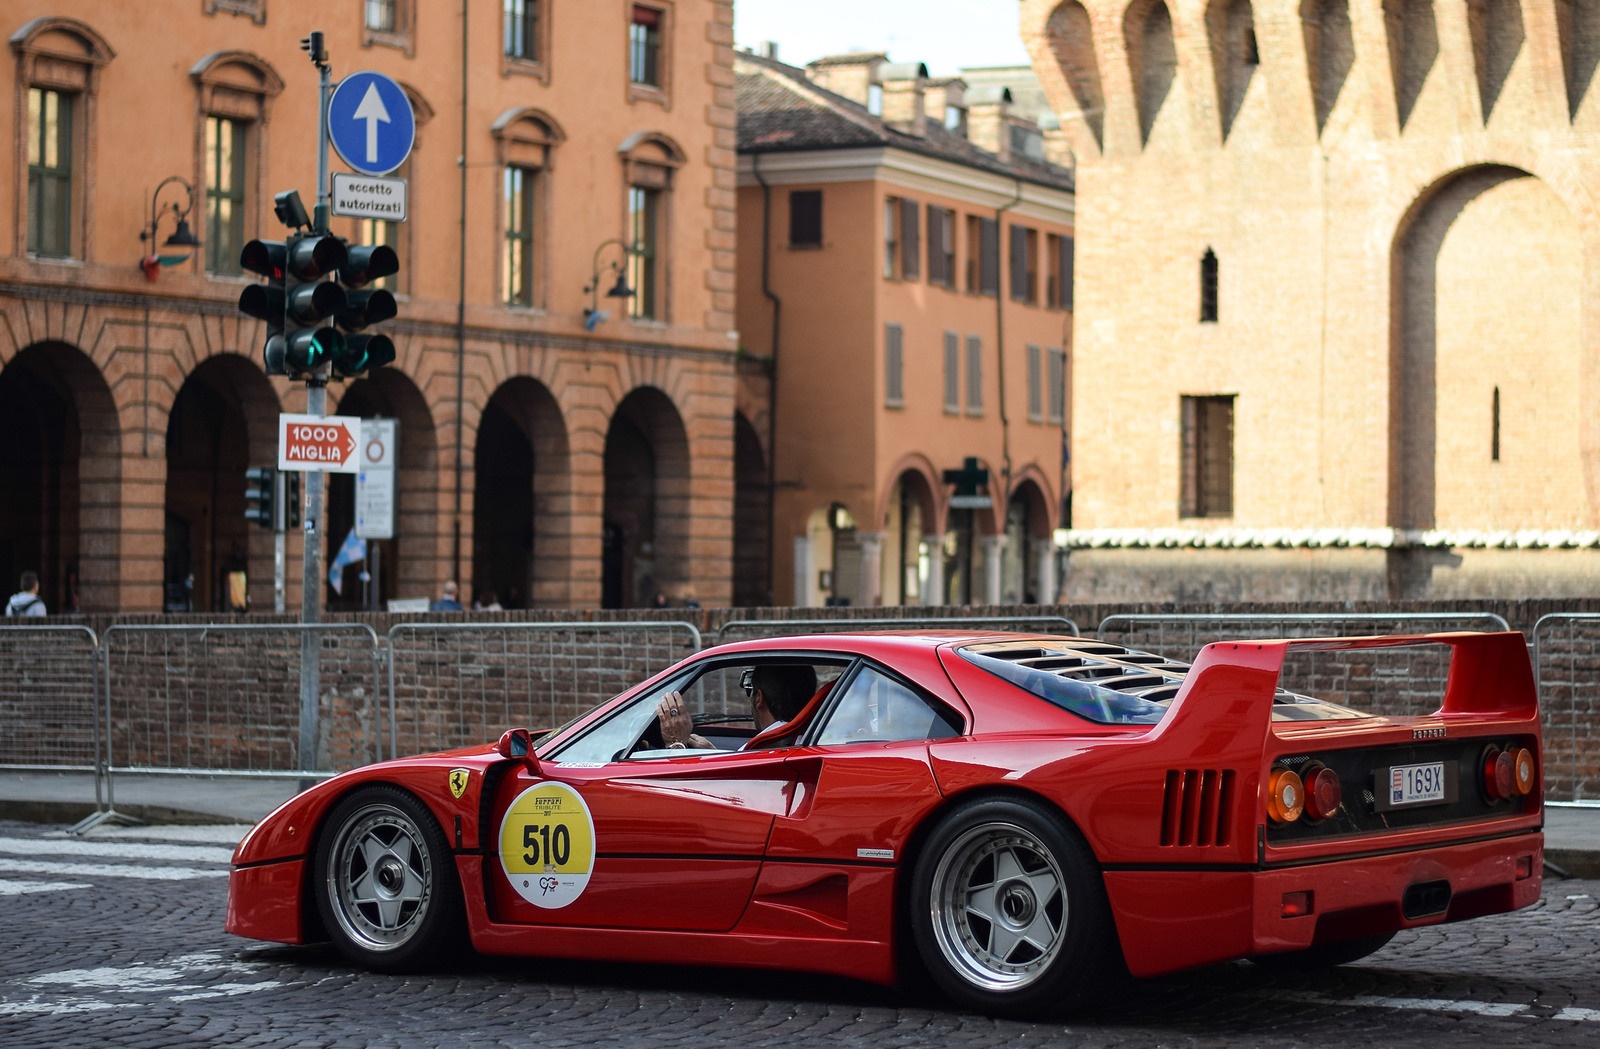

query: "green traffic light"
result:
(284, 326), (346, 373)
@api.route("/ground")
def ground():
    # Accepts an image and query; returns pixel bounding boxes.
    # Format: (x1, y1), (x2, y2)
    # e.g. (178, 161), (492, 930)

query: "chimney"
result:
(803, 52), (888, 108)
(878, 61), (930, 136)
(1037, 111), (1075, 170)
(966, 85), (1013, 160)
(758, 40), (778, 60)
(925, 77), (967, 135)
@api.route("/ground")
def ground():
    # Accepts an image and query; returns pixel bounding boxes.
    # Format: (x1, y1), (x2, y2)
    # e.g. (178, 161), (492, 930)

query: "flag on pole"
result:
(329, 527), (366, 595)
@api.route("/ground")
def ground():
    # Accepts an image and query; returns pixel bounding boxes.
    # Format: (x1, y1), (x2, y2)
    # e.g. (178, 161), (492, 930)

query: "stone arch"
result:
(733, 410), (769, 607)
(1207, 0), (1258, 140)
(188, 50), (285, 116)
(1389, 166), (1585, 590)
(0, 340), (120, 613)
(163, 353), (281, 612)
(1003, 471), (1057, 605)
(1125, 0), (1179, 145)
(602, 386), (690, 608)
(1301, 0), (1355, 134)
(471, 376), (571, 610)
(1383, 0), (1438, 130)
(329, 370), (440, 609)
(1044, 1), (1106, 148)
(879, 457), (942, 605)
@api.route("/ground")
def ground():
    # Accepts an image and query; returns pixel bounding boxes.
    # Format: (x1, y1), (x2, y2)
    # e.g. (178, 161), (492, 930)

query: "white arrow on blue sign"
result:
(327, 71), (415, 176)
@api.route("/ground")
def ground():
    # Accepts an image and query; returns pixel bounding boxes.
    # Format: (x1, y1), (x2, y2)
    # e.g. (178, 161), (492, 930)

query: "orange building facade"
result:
(2, 0), (744, 614)
(735, 53), (1076, 608)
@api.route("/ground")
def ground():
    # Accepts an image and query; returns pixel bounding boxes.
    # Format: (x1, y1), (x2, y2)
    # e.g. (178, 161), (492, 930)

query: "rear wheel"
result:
(908, 795), (1116, 1019)
(1256, 931), (1396, 970)
(313, 785), (464, 972)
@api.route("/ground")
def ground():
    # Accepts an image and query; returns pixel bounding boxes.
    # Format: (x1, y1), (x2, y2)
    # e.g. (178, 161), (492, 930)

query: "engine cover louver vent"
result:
(1160, 769), (1235, 847)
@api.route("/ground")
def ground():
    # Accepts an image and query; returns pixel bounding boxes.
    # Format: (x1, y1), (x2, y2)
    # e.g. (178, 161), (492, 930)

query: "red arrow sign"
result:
(278, 414), (360, 473)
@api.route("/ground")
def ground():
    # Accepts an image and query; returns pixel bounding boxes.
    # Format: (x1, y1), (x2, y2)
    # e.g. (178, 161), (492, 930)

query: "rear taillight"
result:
(1511, 748), (1536, 796)
(1483, 747), (1515, 800)
(1267, 768), (1305, 823)
(1303, 765), (1343, 820)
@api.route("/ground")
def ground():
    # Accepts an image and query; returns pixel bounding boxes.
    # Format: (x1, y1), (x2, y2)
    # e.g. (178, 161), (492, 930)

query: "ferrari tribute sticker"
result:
(498, 782), (596, 908)
(448, 768), (471, 799)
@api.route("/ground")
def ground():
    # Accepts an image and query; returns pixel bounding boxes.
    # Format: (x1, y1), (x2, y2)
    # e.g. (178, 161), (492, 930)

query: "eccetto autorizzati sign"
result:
(330, 172), (408, 221)
(278, 414), (361, 473)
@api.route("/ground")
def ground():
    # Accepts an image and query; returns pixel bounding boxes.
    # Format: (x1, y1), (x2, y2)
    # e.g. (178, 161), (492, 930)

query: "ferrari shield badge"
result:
(498, 782), (596, 908)
(448, 768), (471, 799)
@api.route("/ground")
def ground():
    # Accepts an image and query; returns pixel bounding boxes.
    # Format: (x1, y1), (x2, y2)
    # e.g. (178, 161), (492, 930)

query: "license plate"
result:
(1374, 761), (1458, 811)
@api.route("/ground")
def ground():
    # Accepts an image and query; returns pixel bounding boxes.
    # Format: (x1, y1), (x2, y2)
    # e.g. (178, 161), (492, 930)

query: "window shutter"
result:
(926, 206), (943, 285)
(885, 323), (904, 406)
(789, 190), (822, 247)
(1047, 348), (1065, 424)
(1061, 236), (1075, 311)
(1010, 226), (1028, 301)
(1027, 344), (1042, 421)
(944, 331), (960, 412)
(1180, 397), (1200, 517)
(979, 219), (1000, 295)
(966, 335), (983, 414)
(901, 197), (920, 280)
(1201, 397), (1234, 515)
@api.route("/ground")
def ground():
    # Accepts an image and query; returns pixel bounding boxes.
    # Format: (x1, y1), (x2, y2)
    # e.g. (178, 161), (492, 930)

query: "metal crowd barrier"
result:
(714, 615), (1083, 645)
(1531, 613), (1600, 804)
(0, 624), (106, 828)
(385, 621), (702, 759)
(101, 622), (384, 785)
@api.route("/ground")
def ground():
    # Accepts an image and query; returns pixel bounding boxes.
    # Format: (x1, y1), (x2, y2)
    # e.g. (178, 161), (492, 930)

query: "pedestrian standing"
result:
(430, 580), (464, 612)
(5, 571), (46, 617)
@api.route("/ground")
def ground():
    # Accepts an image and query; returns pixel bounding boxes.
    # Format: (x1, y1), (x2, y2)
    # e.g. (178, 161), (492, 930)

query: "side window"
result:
(551, 669), (694, 764)
(814, 666), (961, 746)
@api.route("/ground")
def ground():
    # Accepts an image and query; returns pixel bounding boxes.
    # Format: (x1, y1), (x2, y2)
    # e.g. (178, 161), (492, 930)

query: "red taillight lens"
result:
(1484, 748), (1514, 800)
(1515, 855), (1534, 880)
(1281, 890), (1314, 917)
(1511, 748), (1536, 796)
(1267, 768), (1305, 823)
(1304, 766), (1343, 821)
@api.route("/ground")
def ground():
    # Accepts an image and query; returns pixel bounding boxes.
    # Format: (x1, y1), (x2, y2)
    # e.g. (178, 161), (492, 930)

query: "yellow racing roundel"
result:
(498, 782), (596, 908)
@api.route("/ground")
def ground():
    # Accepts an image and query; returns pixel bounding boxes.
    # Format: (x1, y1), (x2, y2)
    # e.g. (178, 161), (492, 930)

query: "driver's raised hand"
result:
(655, 691), (708, 748)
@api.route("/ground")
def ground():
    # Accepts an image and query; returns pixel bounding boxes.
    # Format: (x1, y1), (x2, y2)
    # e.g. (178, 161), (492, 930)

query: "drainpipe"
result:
(995, 177), (1023, 515)
(752, 153), (782, 606)
(452, 0), (469, 585)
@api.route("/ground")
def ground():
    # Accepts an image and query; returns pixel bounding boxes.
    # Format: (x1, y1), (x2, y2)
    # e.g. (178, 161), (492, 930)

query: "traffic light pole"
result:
(298, 33), (334, 780)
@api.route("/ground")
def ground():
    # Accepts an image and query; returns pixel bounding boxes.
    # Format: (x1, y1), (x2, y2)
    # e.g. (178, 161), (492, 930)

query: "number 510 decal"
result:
(498, 782), (596, 908)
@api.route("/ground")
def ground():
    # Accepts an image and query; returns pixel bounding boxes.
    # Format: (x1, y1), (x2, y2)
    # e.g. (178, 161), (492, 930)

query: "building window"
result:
(630, 5), (663, 86)
(364, 0), (412, 52)
(1010, 224), (1038, 303)
(1047, 347), (1066, 424)
(1491, 385), (1501, 462)
(868, 83), (884, 115)
(1047, 233), (1075, 310)
(900, 198), (920, 280)
(505, 0), (539, 58)
(1180, 395), (1234, 517)
(366, 0), (397, 31)
(503, 166), (536, 305)
(965, 335), (984, 415)
(1027, 344), (1043, 421)
(944, 332), (960, 414)
(628, 185), (661, 319)
(885, 323), (904, 407)
(789, 189), (822, 247)
(206, 116), (247, 276)
(1200, 248), (1219, 322)
(27, 88), (73, 258)
(968, 216), (999, 295)
(927, 205), (955, 287)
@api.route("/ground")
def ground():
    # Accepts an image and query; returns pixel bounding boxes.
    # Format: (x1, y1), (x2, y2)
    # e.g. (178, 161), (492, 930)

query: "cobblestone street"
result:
(0, 820), (1596, 1048)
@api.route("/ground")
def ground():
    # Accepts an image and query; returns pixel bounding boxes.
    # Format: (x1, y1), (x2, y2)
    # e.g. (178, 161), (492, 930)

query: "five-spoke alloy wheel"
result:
(314, 786), (463, 971)
(909, 795), (1115, 1018)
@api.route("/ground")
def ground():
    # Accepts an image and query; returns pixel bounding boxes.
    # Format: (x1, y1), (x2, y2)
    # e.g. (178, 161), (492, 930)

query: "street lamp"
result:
(139, 176), (202, 282)
(582, 237), (639, 330)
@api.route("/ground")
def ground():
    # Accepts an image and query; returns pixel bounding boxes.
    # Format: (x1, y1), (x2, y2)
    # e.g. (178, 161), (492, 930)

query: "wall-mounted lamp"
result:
(582, 238), (640, 331)
(139, 176), (202, 282)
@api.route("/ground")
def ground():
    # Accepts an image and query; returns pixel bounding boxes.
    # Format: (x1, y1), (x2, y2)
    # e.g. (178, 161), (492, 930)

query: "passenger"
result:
(656, 664), (818, 750)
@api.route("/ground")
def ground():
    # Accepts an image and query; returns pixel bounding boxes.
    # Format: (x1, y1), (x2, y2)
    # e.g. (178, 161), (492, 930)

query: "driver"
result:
(656, 664), (818, 750)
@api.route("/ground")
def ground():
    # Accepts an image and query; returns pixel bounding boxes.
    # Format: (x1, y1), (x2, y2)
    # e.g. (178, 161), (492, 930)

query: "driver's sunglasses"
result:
(739, 668), (756, 698)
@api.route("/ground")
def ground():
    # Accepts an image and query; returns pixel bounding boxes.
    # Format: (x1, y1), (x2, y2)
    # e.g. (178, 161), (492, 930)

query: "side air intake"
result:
(1160, 769), (1235, 847)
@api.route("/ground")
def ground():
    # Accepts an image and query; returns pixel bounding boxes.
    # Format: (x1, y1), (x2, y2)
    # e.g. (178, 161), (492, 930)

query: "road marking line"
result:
(0, 858), (225, 881)
(0, 879), (90, 896)
(1277, 991), (1530, 1018)
(169, 981), (283, 1001)
(1554, 1007), (1600, 1022)
(0, 836), (232, 865)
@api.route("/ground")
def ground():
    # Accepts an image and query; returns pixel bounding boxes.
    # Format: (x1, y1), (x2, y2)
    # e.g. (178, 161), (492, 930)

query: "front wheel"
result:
(908, 795), (1117, 1019)
(313, 785), (464, 972)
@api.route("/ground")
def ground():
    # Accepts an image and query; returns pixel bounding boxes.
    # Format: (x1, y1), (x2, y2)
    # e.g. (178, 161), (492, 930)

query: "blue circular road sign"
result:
(327, 71), (415, 176)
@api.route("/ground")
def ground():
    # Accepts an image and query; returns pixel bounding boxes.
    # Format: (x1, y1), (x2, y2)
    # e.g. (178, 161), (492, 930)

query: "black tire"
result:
(312, 785), (465, 972)
(907, 794), (1117, 1019)
(1255, 931), (1396, 971)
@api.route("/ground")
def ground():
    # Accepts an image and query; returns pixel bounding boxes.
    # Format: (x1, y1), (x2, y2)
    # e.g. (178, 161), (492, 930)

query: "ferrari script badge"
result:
(448, 768), (471, 799)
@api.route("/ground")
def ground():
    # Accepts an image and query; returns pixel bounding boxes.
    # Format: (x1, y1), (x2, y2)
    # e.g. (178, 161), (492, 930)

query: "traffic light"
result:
(284, 471), (302, 530)
(332, 244), (400, 378)
(283, 232), (349, 376)
(238, 240), (288, 375)
(245, 467), (277, 529)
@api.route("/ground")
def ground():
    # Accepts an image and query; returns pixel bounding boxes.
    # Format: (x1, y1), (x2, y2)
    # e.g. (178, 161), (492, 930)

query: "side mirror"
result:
(495, 727), (540, 774)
